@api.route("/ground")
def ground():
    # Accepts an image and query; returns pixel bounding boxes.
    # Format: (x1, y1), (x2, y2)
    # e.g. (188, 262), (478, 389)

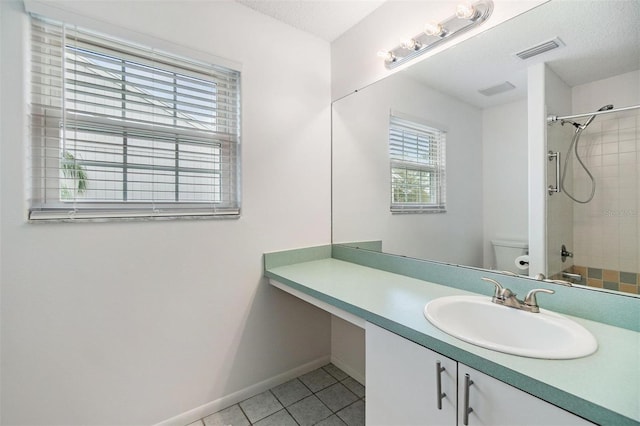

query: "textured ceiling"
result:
(235, 0), (386, 41)
(235, 0), (639, 109)
(404, 0), (640, 108)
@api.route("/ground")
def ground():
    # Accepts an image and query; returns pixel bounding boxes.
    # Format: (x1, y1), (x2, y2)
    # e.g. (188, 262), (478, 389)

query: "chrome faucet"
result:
(481, 277), (555, 313)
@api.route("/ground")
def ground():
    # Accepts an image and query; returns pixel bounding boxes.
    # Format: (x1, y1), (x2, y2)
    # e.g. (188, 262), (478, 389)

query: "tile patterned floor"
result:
(188, 364), (365, 426)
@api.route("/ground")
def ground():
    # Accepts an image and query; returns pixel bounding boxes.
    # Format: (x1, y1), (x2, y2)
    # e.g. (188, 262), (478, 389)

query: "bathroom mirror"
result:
(332, 0), (640, 296)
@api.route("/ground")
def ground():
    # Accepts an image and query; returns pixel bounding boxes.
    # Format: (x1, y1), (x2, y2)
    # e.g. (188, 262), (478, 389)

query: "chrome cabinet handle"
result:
(436, 361), (446, 410)
(463, 373), (474, 425)
(548, 151), (561, 195)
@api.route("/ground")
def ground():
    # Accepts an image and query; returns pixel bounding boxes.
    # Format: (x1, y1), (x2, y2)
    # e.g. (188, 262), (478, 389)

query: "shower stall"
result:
(546, 91), (640, 295)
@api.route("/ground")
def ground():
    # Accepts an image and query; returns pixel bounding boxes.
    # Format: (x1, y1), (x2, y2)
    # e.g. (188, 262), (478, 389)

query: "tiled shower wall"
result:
(570, 110), (640, 294)
(568, 266), (638, 294)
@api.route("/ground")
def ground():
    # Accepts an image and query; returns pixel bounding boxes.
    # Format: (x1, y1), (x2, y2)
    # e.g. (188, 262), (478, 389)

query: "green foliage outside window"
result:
(60, 151), (87, 199)
(392, 168), (433, 204)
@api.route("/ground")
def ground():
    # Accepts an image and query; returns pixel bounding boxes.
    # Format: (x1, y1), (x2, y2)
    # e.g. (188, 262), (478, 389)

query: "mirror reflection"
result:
(331, 0), (640, 296)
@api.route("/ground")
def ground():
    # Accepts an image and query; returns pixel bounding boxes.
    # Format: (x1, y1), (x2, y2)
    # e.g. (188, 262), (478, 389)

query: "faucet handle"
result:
(481, 277), (504, 299)
(524, 288), (555, 312)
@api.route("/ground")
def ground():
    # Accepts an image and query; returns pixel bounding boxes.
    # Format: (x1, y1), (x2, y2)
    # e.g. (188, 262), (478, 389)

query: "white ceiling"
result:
(235, 0), (386, 42)
(403, 0), (640, 108)
(235, 0), (640, 109)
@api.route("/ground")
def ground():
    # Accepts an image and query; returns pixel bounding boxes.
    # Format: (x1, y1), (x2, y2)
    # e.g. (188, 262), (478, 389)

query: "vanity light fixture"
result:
(380, 0), (493, 69)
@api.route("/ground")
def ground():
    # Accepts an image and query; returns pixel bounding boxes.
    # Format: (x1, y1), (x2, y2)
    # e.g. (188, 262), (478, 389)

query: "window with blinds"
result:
(29, 16), (241, 221)
(389, 115), (446, 213)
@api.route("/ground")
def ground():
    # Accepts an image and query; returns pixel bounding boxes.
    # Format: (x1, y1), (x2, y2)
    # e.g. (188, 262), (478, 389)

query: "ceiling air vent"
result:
(478, 81), (515, 97)
(516, 37), (564, 60)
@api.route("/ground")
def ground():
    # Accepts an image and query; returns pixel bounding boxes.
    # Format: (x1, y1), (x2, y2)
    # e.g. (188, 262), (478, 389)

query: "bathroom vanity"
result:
(367, 323), (592, 425)
(264, 245), (640, 426)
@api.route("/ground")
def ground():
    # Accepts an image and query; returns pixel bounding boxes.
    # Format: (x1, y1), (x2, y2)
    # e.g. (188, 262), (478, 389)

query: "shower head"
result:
(583, 104), (614, 128)
(559, 104), (615, 130)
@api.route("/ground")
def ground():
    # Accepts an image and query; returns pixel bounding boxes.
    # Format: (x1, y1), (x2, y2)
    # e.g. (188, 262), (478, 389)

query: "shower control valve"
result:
(561, 244), (573, 262)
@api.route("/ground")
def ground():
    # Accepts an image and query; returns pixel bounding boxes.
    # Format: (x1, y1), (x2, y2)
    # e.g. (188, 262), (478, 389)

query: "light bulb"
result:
(456, 2), (477, 20)
(424, 21), (444, 37)
(377, 50), (396, 63)
(401, 39), (422, 51)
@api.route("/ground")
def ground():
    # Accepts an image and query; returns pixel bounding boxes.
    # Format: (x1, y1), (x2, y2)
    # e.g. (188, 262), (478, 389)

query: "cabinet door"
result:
(366, 322), (457, 426)
(458, 364), (594, 426)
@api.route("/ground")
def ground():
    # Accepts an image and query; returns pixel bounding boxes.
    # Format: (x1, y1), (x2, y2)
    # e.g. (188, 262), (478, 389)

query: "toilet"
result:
(491, 240), (528, 274)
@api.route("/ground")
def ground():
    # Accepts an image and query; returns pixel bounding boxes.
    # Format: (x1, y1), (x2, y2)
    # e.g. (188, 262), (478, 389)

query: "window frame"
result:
(28, 16), (241, 221)
(389, 113), (447, 214)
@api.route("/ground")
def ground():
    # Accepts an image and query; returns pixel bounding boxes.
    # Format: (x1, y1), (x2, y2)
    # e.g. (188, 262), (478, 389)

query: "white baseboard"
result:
(155, 355), (331, 426)
(331, 354), (365, 386)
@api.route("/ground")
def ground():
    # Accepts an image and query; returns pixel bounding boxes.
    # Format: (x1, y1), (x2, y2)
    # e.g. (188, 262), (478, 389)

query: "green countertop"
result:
(265, 252), (640, 425)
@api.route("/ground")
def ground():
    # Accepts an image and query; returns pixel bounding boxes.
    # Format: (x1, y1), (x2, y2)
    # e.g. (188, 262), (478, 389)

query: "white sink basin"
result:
(424, 295), (597, 359)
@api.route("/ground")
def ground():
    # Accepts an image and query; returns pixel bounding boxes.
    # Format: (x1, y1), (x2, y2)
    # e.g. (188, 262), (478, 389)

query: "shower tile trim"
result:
(553, 265), (639, 295)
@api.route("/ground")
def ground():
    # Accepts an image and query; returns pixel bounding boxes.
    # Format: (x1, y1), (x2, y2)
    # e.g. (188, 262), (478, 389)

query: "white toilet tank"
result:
(491, 239), (528, 274)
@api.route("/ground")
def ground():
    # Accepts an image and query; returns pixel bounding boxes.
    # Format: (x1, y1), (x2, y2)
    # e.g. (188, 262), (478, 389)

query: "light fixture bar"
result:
(382, 0), (494, 69)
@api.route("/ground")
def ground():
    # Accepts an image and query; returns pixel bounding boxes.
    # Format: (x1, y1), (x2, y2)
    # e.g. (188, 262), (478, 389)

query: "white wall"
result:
(0, 3), (3, 421)
(332, 72), (484, 265)
(527, 63), (572, 278)
(0, 1), (332, 424)
(544, 66), (573, 277)
(482, 99), (529, 270)
(527, 63), (548, 277)
(330, 316), (365, 385)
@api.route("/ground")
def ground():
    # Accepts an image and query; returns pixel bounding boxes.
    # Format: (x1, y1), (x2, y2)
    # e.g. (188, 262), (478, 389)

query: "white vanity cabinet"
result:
(366, 322), (594, 426)
(366, 322), (457, 425)
(458, 365), (594, 426)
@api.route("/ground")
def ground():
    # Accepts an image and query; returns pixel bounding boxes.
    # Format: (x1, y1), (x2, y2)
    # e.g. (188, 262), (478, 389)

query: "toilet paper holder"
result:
(515, 255), (530, 271)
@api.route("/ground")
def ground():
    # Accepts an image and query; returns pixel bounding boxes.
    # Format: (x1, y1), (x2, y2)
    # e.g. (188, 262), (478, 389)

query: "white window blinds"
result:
(29, 16), (241, 221)
(389, 115), (446, 213)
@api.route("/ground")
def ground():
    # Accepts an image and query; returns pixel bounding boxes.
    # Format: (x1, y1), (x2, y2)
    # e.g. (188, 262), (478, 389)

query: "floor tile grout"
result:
(194, 364), (364, 426)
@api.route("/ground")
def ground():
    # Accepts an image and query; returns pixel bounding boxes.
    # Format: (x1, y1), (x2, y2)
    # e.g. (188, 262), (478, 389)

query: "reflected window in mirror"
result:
(389, 114), (446, 213)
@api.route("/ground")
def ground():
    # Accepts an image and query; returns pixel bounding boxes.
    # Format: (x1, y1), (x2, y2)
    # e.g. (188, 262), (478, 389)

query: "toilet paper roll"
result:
(515, 255), (530, 270)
